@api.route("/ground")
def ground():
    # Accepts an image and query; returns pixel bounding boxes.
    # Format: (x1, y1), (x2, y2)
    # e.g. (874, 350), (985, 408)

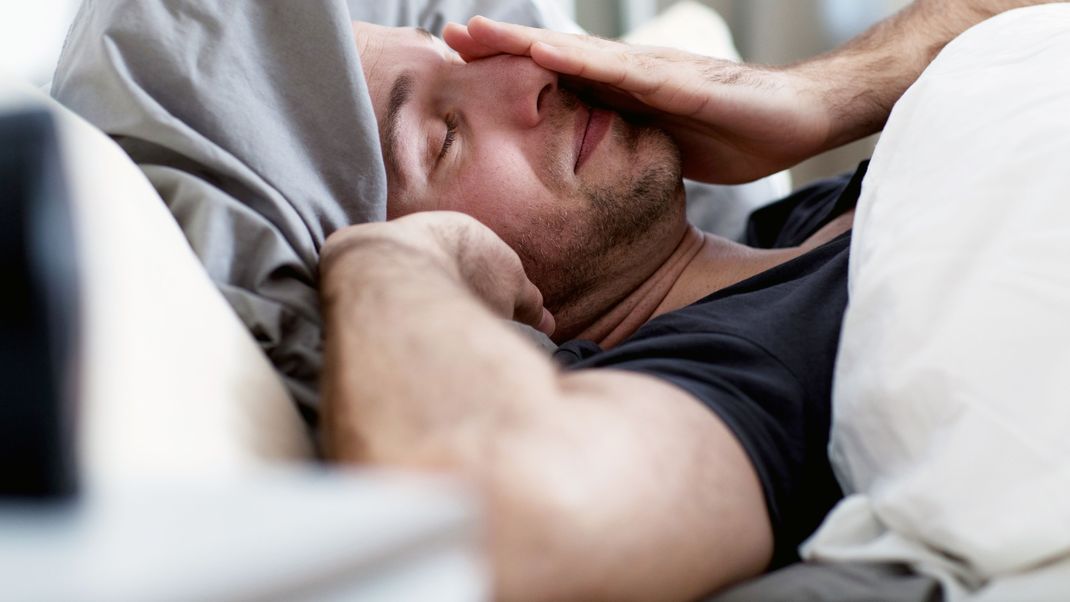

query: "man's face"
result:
(354, 22), (685, 311)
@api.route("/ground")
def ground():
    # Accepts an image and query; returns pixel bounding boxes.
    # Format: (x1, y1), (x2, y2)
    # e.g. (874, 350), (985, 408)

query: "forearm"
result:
(318, 228), (774, 600)
(795, 0), (1055, 149)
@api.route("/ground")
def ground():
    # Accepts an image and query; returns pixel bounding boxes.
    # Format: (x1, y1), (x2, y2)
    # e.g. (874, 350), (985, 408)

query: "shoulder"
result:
(558, 235), (850, 405)
(746, 161), (868, 249)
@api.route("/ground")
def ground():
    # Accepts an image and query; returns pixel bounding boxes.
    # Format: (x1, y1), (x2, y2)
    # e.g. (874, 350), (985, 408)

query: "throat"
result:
(570, 227), (809, 349)
(567, 226), (706, 348)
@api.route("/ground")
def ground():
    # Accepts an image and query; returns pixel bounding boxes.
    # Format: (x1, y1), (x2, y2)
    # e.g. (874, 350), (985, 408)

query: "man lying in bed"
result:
(323, 1), (1051, 599)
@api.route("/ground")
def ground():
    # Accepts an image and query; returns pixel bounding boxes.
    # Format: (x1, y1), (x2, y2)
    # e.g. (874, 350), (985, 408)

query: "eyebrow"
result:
(382, 71), (415, 192)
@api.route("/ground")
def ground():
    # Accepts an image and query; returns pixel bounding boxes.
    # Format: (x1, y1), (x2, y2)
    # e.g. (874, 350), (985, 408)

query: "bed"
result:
(25, 0), (1070, 599)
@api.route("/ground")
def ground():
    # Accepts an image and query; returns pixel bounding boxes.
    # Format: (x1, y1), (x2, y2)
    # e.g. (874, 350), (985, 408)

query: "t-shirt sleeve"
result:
(556, 325), (838, 568)
(746, 160), (868, 249)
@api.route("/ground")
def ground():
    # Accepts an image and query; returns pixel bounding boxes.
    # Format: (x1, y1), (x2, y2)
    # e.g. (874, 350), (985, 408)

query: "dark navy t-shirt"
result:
(554, 162), (868, 568)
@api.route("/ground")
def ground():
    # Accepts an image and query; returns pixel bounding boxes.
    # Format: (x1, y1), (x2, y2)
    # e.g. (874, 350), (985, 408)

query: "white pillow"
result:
(0, 81), (313, 483)
(803, 4), (1070, 595)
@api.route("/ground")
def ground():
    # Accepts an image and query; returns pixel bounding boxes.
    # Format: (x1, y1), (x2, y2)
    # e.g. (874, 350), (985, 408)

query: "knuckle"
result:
(632, 52), (656, 72)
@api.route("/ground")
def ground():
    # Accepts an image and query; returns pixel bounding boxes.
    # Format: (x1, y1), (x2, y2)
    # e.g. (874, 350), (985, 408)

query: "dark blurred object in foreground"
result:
(0, 108), (80, 498)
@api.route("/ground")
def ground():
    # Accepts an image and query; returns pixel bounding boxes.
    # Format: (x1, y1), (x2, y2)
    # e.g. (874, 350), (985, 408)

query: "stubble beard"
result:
(514, 119), (685, 318)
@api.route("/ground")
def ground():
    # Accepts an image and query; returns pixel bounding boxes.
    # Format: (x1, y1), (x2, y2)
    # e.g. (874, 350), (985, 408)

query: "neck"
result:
(565, 226), (805, 348)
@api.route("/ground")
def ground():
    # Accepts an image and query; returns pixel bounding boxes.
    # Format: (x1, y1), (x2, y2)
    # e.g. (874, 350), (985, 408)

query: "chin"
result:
(516, 120), (685, 319)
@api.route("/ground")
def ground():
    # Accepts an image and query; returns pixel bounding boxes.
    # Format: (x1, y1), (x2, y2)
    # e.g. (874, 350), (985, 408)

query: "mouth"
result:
(573, 104), (613, 173)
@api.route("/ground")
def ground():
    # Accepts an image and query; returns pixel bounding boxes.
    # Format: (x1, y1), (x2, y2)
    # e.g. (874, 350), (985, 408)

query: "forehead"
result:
(352, 23), (455, 108)
(352, 22), (465, 209)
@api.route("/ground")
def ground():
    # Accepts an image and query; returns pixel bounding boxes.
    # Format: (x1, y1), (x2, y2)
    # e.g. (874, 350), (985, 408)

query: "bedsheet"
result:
(803, 5), (1070, 600)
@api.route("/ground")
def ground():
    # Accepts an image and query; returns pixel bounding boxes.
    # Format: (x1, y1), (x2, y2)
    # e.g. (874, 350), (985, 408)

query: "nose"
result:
(462, 55), (557, 129)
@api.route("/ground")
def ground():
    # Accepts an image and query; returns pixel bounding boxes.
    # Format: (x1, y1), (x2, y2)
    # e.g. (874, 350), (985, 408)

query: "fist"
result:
(322, 211), (555, 336)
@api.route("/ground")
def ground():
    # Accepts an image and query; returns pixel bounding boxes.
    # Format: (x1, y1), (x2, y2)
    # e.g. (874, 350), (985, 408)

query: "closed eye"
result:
(437, 114), (458, 164)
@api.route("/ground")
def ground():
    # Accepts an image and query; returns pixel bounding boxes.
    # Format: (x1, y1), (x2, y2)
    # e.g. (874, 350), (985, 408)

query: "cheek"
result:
(441, 149), (555, 238)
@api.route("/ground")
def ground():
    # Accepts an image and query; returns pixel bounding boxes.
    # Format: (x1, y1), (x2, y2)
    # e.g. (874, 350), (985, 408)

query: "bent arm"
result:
(449, 0), (1055, 183)
(320, 227), (772, 601)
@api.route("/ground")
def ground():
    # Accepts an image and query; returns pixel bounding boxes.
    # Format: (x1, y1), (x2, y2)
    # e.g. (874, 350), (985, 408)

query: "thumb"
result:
(514, 279), (555, 337)
(536, 308), (556, 338)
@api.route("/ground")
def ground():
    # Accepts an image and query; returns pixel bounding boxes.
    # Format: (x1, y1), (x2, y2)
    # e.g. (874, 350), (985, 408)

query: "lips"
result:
(574, 105), (612, 173)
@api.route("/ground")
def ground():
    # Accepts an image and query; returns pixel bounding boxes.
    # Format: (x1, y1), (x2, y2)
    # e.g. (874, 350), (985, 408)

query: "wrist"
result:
(784, 0), (958, 150)
(789, 0), (1048, 152)
(788, 55), (894, 151)
(320, 224), (460, 305)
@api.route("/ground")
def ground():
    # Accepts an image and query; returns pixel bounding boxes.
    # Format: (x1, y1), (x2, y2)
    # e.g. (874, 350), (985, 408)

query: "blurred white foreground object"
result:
(0, 470), (487, 602)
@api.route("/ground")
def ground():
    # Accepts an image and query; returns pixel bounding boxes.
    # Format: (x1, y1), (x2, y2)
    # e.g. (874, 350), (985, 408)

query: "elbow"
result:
(469, 433), (613, 602)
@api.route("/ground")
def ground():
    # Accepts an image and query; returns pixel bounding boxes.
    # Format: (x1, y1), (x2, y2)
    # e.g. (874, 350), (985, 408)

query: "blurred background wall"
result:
(556, 0), (911, 187)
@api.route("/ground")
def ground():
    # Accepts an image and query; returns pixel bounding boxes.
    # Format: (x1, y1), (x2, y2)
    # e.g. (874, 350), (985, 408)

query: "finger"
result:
(560, 75), (656, 116)
(472, 16), (618, 50)
(531, 42), (663, 97)
(513, 278), (553, 336)
(465, 15), (540, 57)
(469, 19), (713, 117)
(537, 308), (556, 337)
(556, 46), (719, 119)
(464, 22), (667, 99)
(442, 22), (500, 61)
(464, 17), (667, 100)
(466, 16), (610, 58)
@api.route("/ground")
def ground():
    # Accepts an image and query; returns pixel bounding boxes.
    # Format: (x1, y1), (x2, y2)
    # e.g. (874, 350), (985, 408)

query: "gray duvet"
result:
(52, 0), (556, 419)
